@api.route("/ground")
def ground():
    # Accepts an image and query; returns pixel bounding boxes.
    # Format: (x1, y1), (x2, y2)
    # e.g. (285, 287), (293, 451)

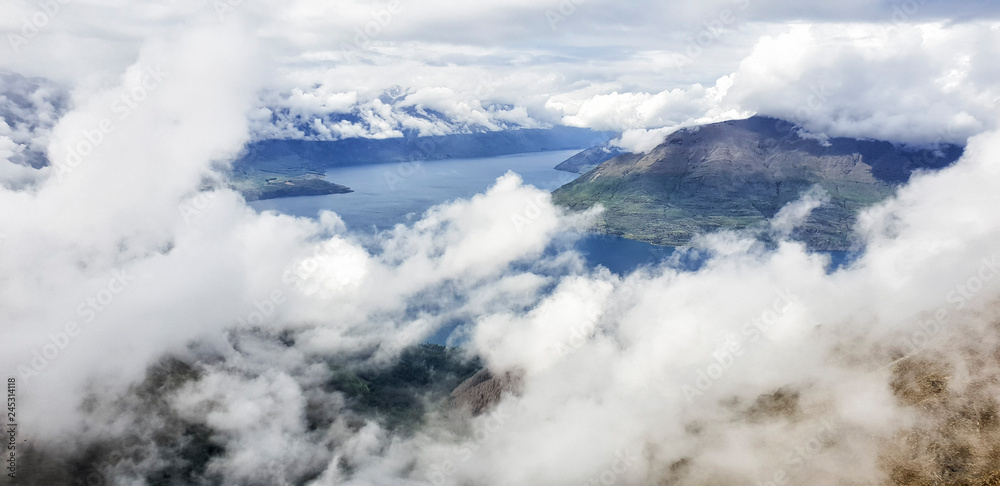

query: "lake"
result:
(249, 150), (856, 345)
(250, 150), (580, 228)
(249, 150), (682, 274)
(249, 150), (853, 276)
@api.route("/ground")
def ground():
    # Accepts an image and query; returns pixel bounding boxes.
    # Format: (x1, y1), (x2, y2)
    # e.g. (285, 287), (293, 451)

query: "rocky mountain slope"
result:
(552, 116), (963, 250)
(554, 142), (626, 173)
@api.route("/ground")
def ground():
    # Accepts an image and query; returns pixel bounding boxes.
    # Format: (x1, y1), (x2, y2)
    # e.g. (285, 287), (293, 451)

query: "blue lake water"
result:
(249, 150), (856, 345)
(248, 150), (679, 274)
(249, 150), (854, 276)
(249, 150), (581, 230)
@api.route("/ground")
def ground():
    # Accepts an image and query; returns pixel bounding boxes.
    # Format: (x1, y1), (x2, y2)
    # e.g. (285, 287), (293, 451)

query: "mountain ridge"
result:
(230, 127), (614, 199)
(552, 116), (964, 250)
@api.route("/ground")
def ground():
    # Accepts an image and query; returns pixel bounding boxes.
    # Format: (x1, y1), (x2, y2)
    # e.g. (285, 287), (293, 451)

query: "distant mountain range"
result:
(553, 143), (627, 173)
(552, 116), (963, 250)
(232, 117), (965, 251)
(231, 127), (614, 200)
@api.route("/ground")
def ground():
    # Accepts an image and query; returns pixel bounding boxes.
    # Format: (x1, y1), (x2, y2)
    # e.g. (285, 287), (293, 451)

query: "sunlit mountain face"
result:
(2, 1), (1000, 485)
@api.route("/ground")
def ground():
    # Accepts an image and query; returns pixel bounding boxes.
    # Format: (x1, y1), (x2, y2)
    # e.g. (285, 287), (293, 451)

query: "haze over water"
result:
(248, 150), (681, 273)
(249, 150), (578, 228)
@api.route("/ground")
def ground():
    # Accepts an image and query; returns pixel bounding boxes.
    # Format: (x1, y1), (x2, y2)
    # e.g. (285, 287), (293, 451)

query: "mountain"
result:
(551, 116), (963, 250)
(230, 126), (614, 200)
(235, 126), (614, 171)
(554, 142), (626, 173)
(449, 369), (523, 416)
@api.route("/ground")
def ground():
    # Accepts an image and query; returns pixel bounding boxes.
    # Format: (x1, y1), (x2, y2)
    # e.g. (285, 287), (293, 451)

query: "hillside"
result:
(552, 116), (963, 250)
(234, 126), (613, 171)
(553, 142), (626, 173)
(230, 126), (613, 200)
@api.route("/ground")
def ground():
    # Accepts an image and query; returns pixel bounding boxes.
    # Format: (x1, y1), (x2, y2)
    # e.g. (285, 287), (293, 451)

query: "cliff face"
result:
(552, 116), (963, 250)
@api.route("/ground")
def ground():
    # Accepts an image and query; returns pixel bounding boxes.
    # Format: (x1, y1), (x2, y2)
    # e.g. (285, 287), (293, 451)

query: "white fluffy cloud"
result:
(0, 72), (64, 186)
(548, 23), (1000, 152)
(146, 122), (1000, 485)
(725, 23), (1000, 145)
(5, 1), (997, 145)
(246, 18), (1000, 148)
(2, 1), (1000, 484)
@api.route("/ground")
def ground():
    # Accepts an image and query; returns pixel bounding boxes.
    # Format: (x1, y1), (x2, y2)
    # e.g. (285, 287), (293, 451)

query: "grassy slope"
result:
(550, 117), (946, 250)
(553, 170), (896, 249)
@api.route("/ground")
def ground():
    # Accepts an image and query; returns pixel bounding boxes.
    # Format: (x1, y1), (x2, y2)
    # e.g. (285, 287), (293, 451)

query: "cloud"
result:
(551, 22), (1000, 152)
(14, 122), (1000, 483)
(0, 72), (65, 186)
(6, 2), (996, 147)
(0, 19), (270, 436)
(373, 126), (1000, 484)
(226, 19), (1000, 151)
(725, 23), (1000, 145)
(2, 1), (1000, 484)
(559, 76), (735, 131)
(770, 185), (830, 237)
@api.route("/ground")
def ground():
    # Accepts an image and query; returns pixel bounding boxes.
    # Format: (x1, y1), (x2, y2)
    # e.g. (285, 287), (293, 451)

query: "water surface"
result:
(250, 150), (580, 230)
(249, 150), (852, 276)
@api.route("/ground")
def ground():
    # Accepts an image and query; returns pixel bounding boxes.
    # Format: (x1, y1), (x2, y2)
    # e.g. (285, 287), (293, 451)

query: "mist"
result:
(2, 1), (1000, 485)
